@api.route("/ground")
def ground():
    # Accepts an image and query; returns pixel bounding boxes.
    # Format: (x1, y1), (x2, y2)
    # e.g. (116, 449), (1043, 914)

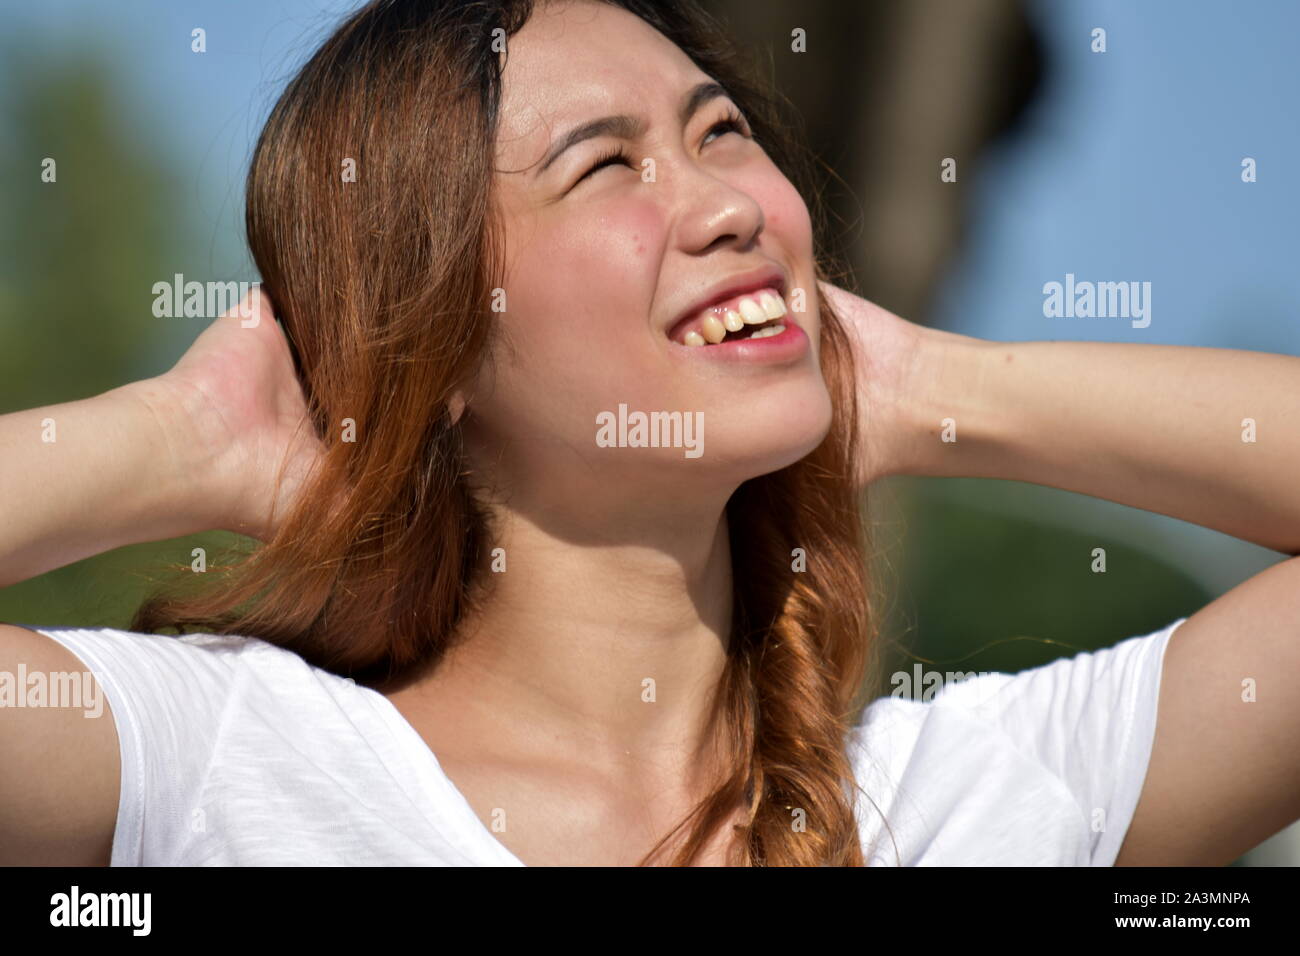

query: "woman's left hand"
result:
(817, 281), (931, 486)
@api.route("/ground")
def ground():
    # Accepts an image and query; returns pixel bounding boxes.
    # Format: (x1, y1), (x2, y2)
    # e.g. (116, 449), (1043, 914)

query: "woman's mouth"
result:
(668, 287), (791, 346)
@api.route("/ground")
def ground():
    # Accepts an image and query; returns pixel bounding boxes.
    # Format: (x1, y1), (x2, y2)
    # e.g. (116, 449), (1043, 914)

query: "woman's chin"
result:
(722, 406), (835, 477)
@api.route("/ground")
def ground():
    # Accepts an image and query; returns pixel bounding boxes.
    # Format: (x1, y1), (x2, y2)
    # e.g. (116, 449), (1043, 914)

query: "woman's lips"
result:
(669, 319), (808, 363)
(667, 286), (791, 345)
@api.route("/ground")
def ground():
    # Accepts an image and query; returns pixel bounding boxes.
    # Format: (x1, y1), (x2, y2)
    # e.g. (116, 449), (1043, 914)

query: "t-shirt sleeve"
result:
(22, 625), (249, 866)
(931, 617), (1185, 866)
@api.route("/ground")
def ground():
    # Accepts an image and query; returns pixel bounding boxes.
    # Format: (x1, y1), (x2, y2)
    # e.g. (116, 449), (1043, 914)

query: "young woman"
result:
(3, 0), (1298, 867)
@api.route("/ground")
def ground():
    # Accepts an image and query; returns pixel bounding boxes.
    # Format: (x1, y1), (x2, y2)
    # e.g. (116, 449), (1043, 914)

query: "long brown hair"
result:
(133, 0), (879, 867)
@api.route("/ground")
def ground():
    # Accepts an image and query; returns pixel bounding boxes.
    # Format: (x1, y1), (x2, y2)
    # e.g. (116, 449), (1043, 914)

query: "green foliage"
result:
(0, 45), (216, 628)
(875, 477), (1211, 690)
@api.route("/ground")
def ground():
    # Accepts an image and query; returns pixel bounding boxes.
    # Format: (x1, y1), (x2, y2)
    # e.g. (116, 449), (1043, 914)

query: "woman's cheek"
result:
(759, 175), (814, 255)
(593, 199), (666, 266)
(533, 200), (664, 305)
(512, 209), (660, 362)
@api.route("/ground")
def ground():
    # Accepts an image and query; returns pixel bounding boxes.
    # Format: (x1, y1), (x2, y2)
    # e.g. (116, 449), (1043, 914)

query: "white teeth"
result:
(758, 291), (787, 319)
(738, 297), (768, 325)
(677, 291), (789, 346)
(700, 313), (727, 344)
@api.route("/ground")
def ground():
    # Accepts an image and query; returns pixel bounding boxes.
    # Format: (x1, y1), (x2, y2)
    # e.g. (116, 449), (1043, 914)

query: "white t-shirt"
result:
(27, 617), (1183, 866)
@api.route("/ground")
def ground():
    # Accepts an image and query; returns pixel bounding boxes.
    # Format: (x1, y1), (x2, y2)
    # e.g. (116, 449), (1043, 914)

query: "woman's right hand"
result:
(137, 287), (324, 542)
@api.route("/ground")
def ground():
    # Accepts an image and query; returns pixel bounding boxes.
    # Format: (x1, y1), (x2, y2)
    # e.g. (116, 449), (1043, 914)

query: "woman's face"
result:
(467, 0), (831, 511)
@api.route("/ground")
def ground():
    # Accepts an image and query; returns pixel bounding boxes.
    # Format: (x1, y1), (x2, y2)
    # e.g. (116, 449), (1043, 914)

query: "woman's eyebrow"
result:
(532, 80), (730, 178)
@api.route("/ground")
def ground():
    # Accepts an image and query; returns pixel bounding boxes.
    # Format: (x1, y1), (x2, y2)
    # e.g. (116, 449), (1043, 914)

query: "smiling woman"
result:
(3, 0), (1299, 871)
(83, 0), (872, 868)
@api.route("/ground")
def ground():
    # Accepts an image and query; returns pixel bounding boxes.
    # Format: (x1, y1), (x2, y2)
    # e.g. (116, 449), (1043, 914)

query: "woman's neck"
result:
(397, 504), (736, 796)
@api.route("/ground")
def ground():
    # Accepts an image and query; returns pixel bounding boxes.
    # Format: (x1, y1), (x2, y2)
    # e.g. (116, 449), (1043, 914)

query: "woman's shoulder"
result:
(16, 622), (353, 728)
(23, 622), (302, 677)
(848, 616), (1187, 865)
(9, 623), (403, 865)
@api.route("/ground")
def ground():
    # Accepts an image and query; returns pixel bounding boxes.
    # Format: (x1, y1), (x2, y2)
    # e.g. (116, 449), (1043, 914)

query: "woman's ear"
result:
(448, 390), (468, 427)
(450, 359), (490, 427)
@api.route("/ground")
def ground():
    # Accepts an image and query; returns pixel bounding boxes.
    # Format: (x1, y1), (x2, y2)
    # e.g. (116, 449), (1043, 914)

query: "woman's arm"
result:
(0, 381), (225, 588)
(829, 283), (1300, 864)
(895, 324), (1300, 555)
(0, 290), (319, 589)
(0, 291), (319, 863)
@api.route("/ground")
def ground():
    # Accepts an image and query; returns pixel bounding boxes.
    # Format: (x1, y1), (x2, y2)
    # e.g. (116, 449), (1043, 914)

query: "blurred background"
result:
(1, 0), (1296, 864)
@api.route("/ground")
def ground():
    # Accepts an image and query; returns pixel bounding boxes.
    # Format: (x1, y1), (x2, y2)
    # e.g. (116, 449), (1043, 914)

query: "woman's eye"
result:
(704, 116), (748, 145)
(571, 114), (750, 191)
(577, 149), (627, 184)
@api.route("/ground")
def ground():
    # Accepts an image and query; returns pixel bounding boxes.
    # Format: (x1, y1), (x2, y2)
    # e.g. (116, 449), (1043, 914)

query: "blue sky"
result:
(4, 0), (360, 276)
(933, 0), (1300, 354)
